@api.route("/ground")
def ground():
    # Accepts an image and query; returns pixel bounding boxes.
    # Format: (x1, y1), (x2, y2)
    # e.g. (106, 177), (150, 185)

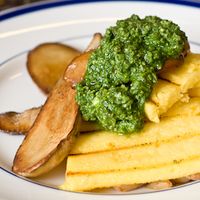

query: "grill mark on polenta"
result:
(161, 112), (200, 119)
(158, 77), (180, 87)
(67, 155), (200, 175)
(70, 133), (200, 155)
(158, 77), (180, 86)
(148, 99), (159, 107)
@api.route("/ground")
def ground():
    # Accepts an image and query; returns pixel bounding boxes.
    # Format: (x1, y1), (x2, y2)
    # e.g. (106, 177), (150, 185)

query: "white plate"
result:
(0, 1), (200, 199)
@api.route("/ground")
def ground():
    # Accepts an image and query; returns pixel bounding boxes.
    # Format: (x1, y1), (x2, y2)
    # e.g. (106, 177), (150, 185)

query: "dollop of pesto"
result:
(76, 15), (187, 134)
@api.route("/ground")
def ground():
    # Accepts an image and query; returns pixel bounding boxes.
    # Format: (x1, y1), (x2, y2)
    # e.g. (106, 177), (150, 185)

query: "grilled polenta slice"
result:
(62, 156), (200, 191)
(163, 97), (200, 117)
(159, 53), (200, 92)
(64, 115), (200, 191)
(144, 101), (160, 123)
(67, 135), (200, 173)
(146, 53), (200, 122)
(150, 79), (182, 114)
(70, 115), (200, 154)
(65, 106), (200, 191)
(144, 79), (182, 122)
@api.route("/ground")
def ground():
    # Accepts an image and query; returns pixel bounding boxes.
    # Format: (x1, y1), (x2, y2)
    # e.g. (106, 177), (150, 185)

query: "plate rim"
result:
(1, 0), (200, 197)
(0, 0), (200, 21)
(1, 41), (200, 195)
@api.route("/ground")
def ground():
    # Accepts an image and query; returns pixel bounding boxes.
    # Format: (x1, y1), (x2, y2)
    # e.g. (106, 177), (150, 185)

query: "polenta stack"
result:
(61, 53), (200, 192)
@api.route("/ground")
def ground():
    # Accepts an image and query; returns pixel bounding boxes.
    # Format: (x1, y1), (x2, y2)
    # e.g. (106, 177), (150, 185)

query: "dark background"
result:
(0, 0), (199, 11)
(0, 0), (48, 10)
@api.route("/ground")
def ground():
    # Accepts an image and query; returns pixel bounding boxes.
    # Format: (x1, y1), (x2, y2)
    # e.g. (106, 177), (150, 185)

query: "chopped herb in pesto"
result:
(76, 15), (187, 134)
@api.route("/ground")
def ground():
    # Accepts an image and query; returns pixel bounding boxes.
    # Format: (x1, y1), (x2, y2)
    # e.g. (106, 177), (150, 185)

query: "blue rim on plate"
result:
(0, 0), (200, 196)
(0, 0), (200, 21)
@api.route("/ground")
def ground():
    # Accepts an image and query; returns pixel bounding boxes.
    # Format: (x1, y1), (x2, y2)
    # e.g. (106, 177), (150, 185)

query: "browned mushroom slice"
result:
(114, 184), (144, 192)
(0, 107), (101, 135)
(85, 33), (103, 52)
(146, 180), (173, 190)
(27, 43), (80, 94)
(0, 34), (103, 137)
(0, 107), (40, 134)
(172, 177), (190, 185)
(12, 51), (91, 177)
(187, 173), (200, 180)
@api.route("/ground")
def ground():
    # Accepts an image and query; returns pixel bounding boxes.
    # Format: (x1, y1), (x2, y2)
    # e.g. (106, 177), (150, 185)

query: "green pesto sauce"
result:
(76, 15), (187, 134)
